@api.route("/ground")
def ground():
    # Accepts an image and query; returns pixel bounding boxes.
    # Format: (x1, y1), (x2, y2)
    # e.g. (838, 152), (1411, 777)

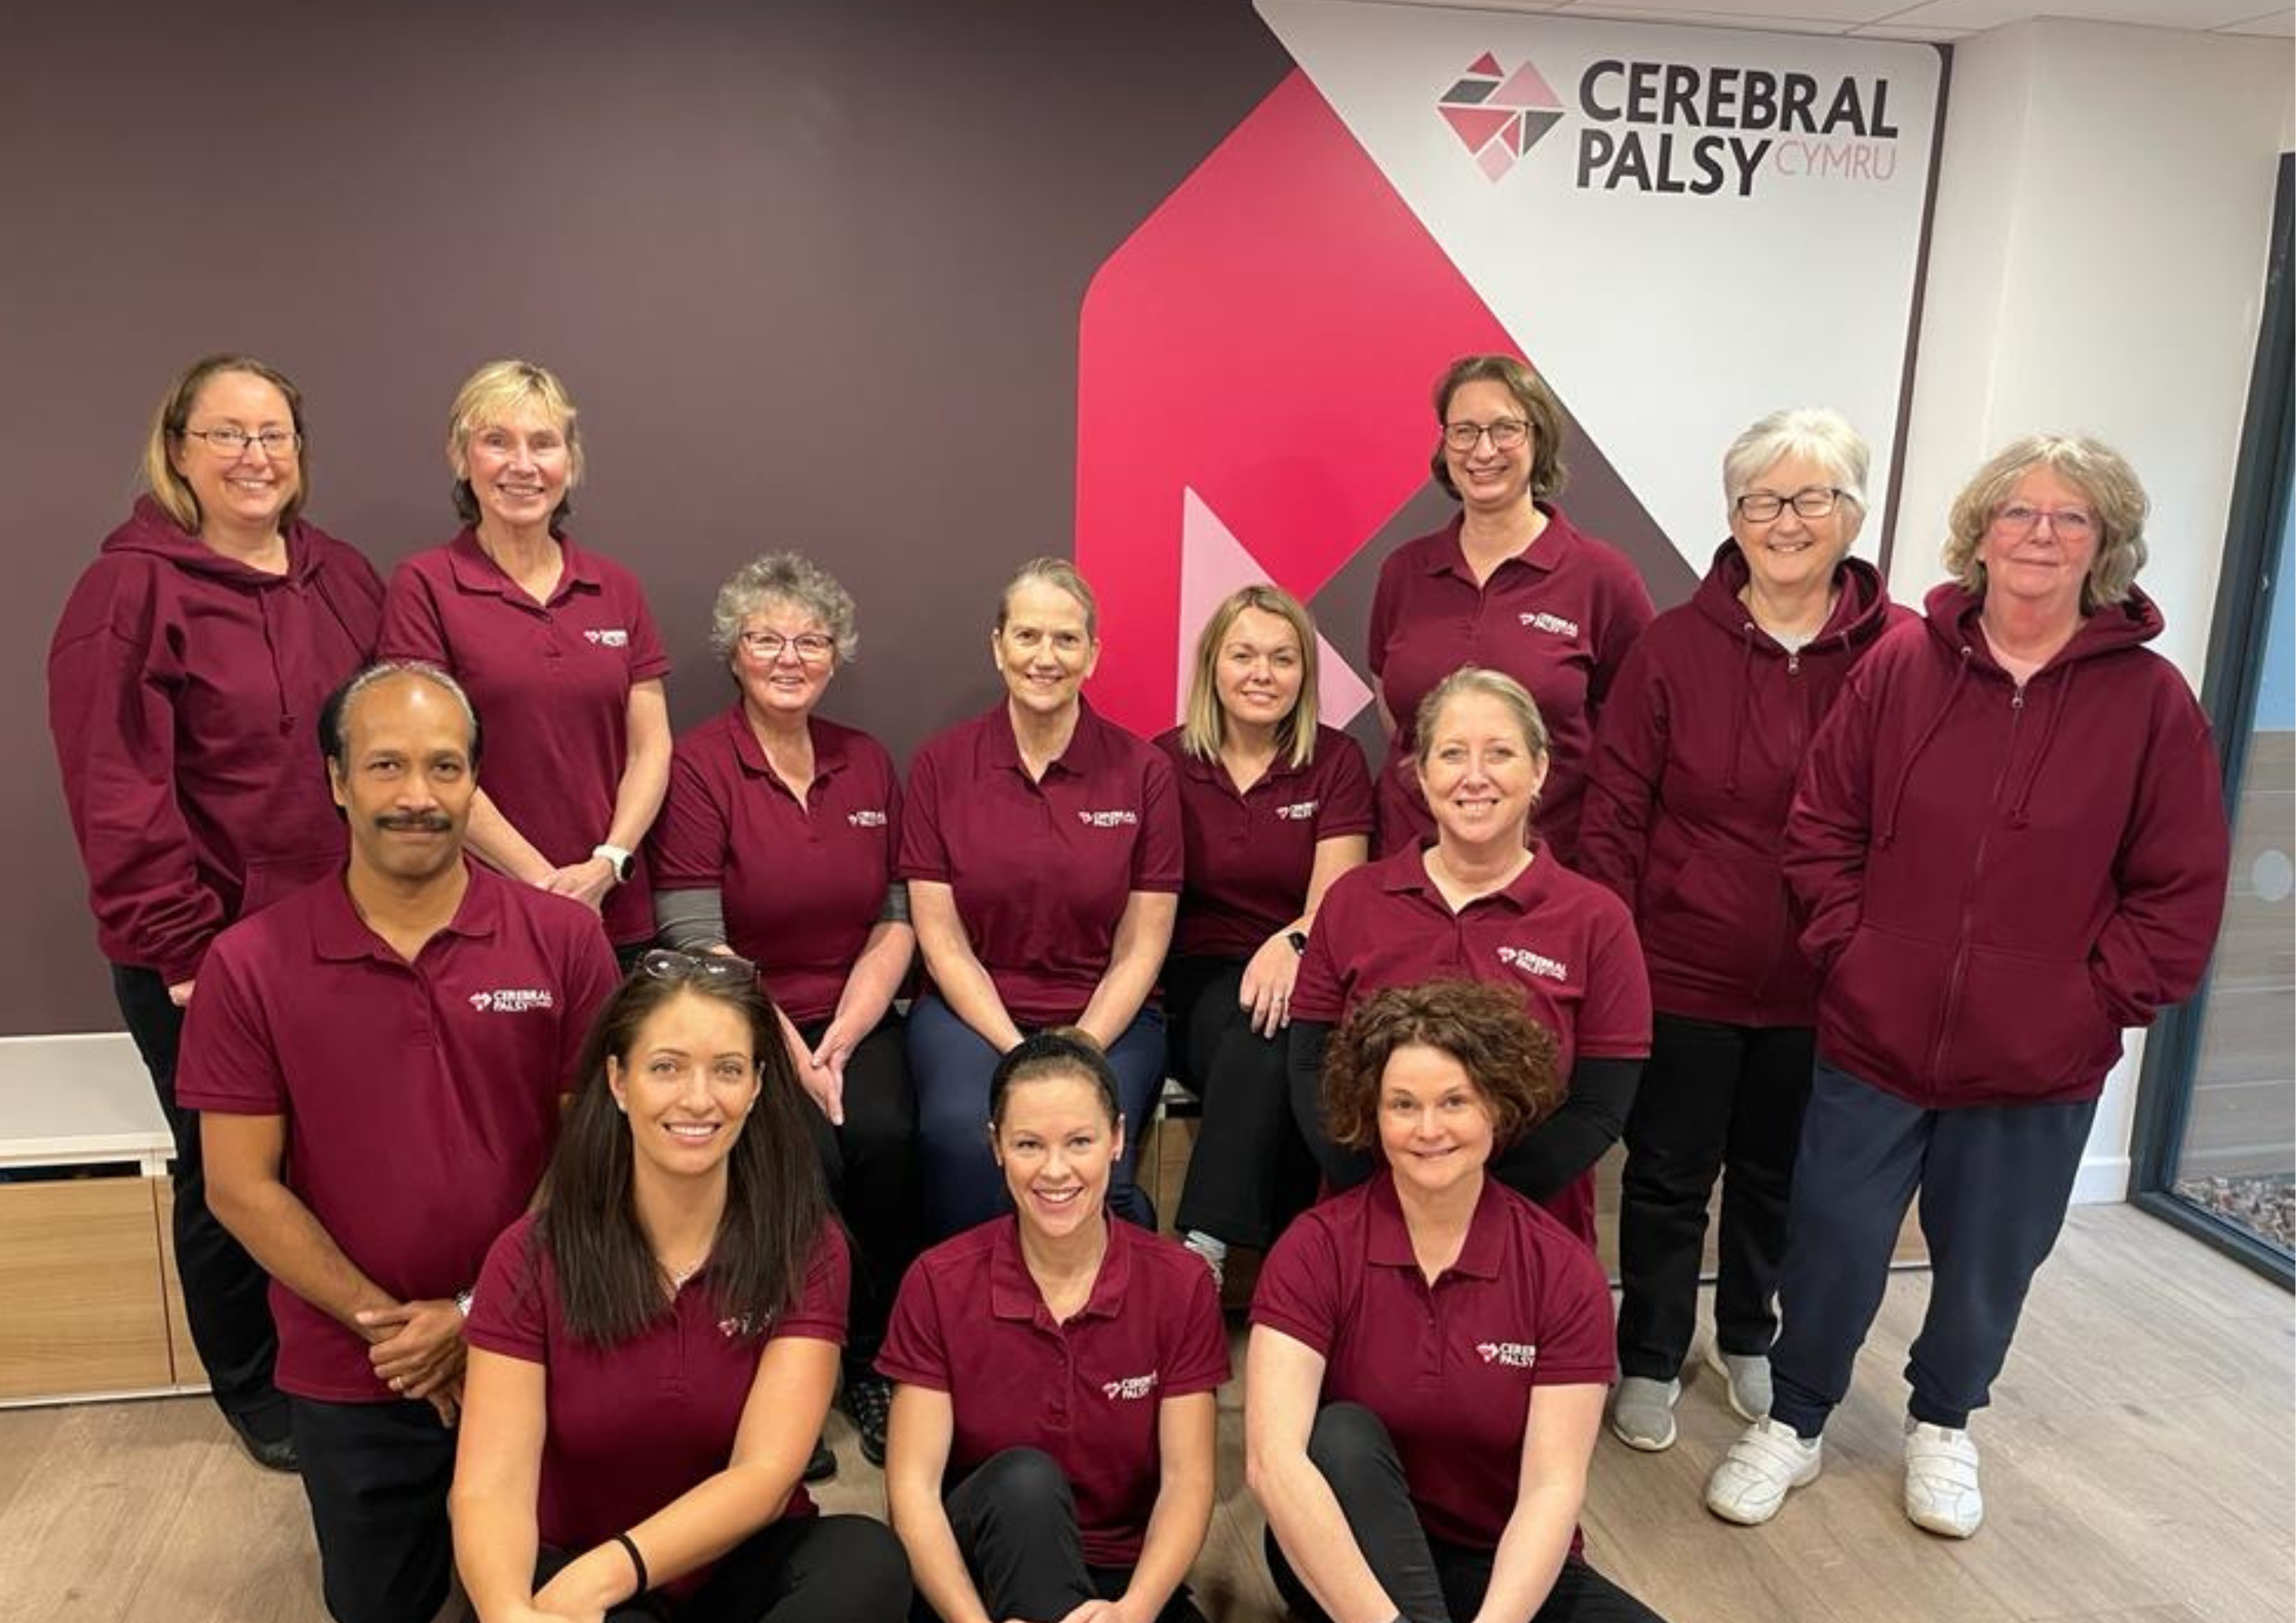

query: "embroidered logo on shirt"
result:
(1517, 611), (1580, 639)
(1496, 945), (1568, 982)
(719, 1314), (763, 1338)
(1102, 1371), (1160, 1401)
(1077, 809), (1140, 828)
(467, 988), (558, 1013)
(1477, 1341), (1539, 1369)
(847, 809), (889, 828)
(1273, 800), (1321, 821)
(583, 628), (630, 647)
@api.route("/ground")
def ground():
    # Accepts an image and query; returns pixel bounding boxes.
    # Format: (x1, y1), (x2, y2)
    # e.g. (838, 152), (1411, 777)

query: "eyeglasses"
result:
(1734, 487), (1846, 522)
(1991, 504), (2097, 541)
(636, 948), (759, 983)
(1443, 418), (1530, 453)
(737, 630), (835, 663)
(180, 427), (300, 458)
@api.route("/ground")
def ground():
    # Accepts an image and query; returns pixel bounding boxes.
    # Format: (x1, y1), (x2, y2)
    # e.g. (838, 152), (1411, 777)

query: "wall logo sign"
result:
(1446, 50), (1904, 197)
(1438, 53), (1566, 181)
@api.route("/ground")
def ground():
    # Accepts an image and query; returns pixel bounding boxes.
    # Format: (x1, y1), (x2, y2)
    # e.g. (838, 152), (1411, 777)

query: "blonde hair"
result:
(996, 557), (1098, 640)
(1942, 435), (2149, 612)
(445, 359), (583, 532)
(1412, 666), (1550, 771)
(1180, 584), (1321, 770)
(143, 354), (309, 534)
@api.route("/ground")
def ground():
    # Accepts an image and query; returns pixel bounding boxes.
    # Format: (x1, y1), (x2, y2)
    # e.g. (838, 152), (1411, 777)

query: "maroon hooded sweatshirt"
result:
(49, 497), (384, 985)
(1784, 581), (2228, 1109)
(1578, 541), (1905, 1027)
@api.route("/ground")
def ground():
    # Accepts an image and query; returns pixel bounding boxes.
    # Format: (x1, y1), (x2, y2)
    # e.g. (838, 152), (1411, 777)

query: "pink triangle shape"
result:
(1439, 104), (1514, 154)
(1180, 487), (1374, 729)
(1494, 61), (1562, 110)
(1466, 51), (1502, 77)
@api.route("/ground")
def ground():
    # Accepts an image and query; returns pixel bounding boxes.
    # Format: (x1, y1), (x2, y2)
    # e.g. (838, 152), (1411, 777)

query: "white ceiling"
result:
(1353, 0), (2295, 40)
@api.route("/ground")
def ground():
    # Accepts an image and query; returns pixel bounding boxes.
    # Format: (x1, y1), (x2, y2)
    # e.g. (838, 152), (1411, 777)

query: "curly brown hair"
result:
(1320, 980), (1563, 1152)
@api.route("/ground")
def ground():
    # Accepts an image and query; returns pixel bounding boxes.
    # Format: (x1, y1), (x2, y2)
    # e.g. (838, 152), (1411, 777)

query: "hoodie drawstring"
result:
(1724, 622), (1760, 796)
(1878, 646), (1973, 848)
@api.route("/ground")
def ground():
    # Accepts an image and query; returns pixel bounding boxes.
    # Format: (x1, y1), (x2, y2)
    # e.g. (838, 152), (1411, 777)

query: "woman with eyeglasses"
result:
(649, 551), (918, 1473)
(1576, 409), (1906, 1454)
(379, 359), (671, 962)
(1247, 981), (1667, 1623)
(1288, 668), (1650, 1254)
(1704, 436), (2228, 1539)
(900, 558), (1182, 1238)
(1366, 354), (1653, 862)
(451, 952), (911, 1622)
(48, 353), (385, 1473)
(1155, 585), (1372, 1284)
(881, 1031), (1227, 1623)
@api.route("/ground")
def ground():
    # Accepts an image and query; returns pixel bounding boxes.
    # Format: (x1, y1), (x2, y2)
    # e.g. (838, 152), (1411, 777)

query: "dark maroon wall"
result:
(1, 0), (1295, 1033)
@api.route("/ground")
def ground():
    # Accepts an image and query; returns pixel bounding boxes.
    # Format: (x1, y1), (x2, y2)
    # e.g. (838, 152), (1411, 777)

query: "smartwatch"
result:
(1286, 930), (1310, 956)
(592, 843), (634, 882)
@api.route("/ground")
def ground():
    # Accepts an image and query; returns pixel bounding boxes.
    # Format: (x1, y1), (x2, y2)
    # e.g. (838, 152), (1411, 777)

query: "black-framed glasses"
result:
(1443, 418), (1531, 453)
(180, 426), (301, 457)
(637, 948), (758, 983)
(1734, 487), (1846, 522)
(737, 630), (835, 663)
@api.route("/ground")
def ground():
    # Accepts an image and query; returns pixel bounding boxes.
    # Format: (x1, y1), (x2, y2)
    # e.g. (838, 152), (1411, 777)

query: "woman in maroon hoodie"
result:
(1580, 408), (1902, 1455)
(1705, 434), (2229, 1539)
(48, 354), (385, 1471)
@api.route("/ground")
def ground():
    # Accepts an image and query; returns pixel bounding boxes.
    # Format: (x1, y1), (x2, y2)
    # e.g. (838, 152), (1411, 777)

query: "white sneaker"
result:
(1181, 1230), (1226, 1288)
(1705, 1417), (1822, 1526)
(1703, 1341), (1773, 1422)
(1609, 1376), (1682, 1451)
(1903, 1420), (1983, 1538)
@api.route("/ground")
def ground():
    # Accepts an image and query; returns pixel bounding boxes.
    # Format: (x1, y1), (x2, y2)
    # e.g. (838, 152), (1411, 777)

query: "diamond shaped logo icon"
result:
(1438, 54), (1564, 181)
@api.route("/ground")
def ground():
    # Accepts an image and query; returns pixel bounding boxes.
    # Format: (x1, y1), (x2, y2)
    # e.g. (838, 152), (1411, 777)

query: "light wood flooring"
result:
(0, 1205), (2287, 1623)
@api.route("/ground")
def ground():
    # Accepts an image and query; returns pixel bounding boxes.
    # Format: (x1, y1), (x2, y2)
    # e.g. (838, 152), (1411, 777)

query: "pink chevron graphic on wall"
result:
(1179, 487), (1375, 728)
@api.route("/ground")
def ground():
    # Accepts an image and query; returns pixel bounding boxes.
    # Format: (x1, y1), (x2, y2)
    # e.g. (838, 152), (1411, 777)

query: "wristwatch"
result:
(1286, 930), (1309, 956)
(592, 843), (634, 882)
(454, 1289), (473, 1318)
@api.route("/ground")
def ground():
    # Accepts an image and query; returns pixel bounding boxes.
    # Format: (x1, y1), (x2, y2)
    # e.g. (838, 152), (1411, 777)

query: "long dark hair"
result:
(540, 963), (828, 1345)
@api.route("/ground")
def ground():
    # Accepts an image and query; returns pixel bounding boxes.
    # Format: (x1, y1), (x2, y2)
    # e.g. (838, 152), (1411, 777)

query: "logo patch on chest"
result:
(1101, 1371), (1159, 1401)
(1495, 945), (1568, 982)
(1077, 809), (1140, 828)
(1273, 800), (1321, 821)
(583, 628), (630, 647)
(1476, 1341), (1538, 1369)
(467, 988), (557, 1013)
(847, 809), (889, 828)
(1517, 611), (1580, 639)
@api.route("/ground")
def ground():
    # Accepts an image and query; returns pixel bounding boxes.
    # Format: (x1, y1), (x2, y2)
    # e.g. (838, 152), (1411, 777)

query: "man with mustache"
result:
(181, 661), (620, 1623)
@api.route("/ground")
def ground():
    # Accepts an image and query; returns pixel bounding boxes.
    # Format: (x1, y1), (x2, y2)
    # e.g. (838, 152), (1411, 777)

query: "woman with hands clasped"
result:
(880, 1031), (1228, 1623)
(450, 953), (911, 1622)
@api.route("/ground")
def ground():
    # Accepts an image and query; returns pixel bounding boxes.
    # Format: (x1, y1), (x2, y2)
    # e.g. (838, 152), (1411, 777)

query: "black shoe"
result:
(226, 1411), (299, 1474)
(843, 1373), (892, 1468)
(804, 1435), (838, 1483)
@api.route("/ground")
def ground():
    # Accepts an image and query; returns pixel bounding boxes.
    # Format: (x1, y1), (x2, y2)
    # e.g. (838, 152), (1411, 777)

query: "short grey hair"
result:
(1722, 408), (1871, 523)
(709, 552), (859, 664)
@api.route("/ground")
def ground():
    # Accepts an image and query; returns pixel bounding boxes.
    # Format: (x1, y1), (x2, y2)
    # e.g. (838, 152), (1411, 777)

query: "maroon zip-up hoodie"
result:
(1785, 581), (2228, 1108)
(1579, 541), (1905, 1027)
(48, 497), (384, 984)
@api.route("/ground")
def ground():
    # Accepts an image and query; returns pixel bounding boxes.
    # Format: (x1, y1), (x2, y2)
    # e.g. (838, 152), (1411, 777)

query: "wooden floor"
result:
(0, 1205), (2286, 1623)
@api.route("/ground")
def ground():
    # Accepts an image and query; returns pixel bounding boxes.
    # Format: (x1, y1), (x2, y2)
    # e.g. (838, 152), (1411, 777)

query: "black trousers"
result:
(291, 1396), (459, 1623)
(535, 1514), (912, 1622)
(1265, 1404), (1666, 1623)
(794, 1011), (919, 1370)
(1614, 1013), (1814, 1380)
(926, 1447), (1205, 1623)
(1166, 955), (1319, 1250)
(113, 963), (284, 1433)
(1769, 1060), (2099, 1438)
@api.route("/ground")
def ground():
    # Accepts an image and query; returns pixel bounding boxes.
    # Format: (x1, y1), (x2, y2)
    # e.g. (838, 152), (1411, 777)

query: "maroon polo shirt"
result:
(877, 1216), (1230, 1566)
(1250, 1172), (1613, 1554)
(1153, 725), (1373, 961)
(465, 1212), (848, 1584)
(1291, 847), (1651, 1244)
(899, 701), (1182, 1026)
(1366, 510), (1654, 864)
(650, 708), (901, 1025)
(378, 530), (672, 946)
(176, 864), (620, 1402)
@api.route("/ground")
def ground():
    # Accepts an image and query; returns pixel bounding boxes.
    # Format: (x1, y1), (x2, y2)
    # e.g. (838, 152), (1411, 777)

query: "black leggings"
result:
(535, 1514), (911, 1622)
(928, 1447), (1205, 1623)
(794, 1011), (920, 1370)
(1265, 1404), (1667, 1623)
(1166, 955), (1319, 1249)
